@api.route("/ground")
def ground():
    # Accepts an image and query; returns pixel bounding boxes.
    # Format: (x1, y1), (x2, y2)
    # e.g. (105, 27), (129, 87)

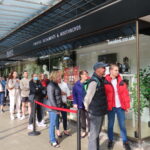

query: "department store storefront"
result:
(75, 20), (150, 141)
(7, 20), (148, 141)
(46, 20), (150, 141)
(1, 0), (149, 142)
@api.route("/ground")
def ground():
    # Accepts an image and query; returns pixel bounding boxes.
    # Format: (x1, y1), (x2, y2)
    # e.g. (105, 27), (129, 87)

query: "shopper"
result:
(40, 73), (50, 87)
(84, 62), (108, 150)
(20, 71), (31, 120)
(0, 77), (6, 113)
(56, 73), (71, 137)
(73, 70), (89, 138)
(28, 73), (46, 130)
(39, 73), (50, 122)
(47, 71), (63, 148)
(104, 64), (131, 150)
(7, 71), (21, 120)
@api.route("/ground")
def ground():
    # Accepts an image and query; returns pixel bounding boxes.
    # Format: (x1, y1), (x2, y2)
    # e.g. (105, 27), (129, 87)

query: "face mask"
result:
(33, 77), (38, 81)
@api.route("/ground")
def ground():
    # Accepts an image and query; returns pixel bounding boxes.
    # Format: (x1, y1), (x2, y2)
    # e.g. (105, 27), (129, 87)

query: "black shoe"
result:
(123, 142), (131, 150)
(108, 141), (114, 149)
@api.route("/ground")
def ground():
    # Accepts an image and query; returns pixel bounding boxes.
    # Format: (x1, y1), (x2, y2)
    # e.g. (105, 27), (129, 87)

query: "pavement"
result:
(0, 108), (150, 150)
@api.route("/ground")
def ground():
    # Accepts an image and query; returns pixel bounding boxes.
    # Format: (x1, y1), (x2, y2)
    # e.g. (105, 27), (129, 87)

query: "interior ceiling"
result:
(0, 0), (110, 53)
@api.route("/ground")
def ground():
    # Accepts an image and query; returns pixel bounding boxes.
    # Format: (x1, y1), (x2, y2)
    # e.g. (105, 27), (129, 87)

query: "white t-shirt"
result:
(58, 81), (70, 103)
(111, 78), (121, 108)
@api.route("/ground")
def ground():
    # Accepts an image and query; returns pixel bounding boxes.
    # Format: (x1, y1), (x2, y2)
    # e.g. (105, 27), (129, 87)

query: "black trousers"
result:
(29, 100), (43, 125)
(80, 109), (89, 132)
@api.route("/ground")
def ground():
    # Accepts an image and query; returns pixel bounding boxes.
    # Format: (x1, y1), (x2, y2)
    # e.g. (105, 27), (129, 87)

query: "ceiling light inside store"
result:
(40, 55), (49, 59)
(63, 56), (70, 60)
(63, 50), (70, 60)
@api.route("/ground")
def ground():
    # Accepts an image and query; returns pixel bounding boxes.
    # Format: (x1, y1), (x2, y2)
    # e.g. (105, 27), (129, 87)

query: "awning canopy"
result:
(0, 0), (107, 53)
(0, 0), (149, 66)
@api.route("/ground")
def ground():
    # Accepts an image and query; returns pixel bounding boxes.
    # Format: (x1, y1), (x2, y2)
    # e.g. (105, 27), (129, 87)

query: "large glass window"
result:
(76, 22), (139, 139)
(139, 19), (150, 139)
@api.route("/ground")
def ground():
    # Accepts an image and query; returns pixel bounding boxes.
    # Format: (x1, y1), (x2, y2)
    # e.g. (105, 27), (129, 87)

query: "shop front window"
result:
(139, 19), (150, 139)
(76, 22), (140, 139)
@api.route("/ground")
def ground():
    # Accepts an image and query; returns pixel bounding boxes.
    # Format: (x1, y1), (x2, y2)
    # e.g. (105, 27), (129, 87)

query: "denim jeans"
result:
(0, 92), (4, 105)
(49, 111), (57, 143)
(108, 107), (127, 143)
(56, 104), (67, 130)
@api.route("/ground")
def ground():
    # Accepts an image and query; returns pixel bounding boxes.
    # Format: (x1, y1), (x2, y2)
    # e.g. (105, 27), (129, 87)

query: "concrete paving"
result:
(0, 108), (149, 150)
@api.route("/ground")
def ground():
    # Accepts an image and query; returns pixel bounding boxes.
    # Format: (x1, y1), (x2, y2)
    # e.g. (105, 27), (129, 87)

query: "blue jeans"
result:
(0, 92), (4, 105)
(56, 104), (67, 130)
(48, 111), (57, 143)
(108, 107), (127, 143)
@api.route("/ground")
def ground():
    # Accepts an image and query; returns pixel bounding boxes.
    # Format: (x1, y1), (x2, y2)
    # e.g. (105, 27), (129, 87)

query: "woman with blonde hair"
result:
(47, 71), (63, 148)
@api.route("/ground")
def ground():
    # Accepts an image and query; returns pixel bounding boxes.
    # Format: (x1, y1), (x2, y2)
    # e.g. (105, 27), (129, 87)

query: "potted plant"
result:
(131, 65), (150, 137)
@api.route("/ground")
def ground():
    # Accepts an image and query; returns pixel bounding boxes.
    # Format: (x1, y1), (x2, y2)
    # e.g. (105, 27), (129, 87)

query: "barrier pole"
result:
(77, 109), (81, 150)
(28, 100), (41, 136)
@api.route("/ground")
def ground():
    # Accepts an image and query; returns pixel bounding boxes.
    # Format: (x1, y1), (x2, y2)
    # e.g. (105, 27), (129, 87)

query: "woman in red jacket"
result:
(104, 64), (131, 150)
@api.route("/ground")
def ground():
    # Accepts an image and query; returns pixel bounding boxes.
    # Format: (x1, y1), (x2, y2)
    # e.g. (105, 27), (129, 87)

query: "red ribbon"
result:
(35, 100), (77, 114)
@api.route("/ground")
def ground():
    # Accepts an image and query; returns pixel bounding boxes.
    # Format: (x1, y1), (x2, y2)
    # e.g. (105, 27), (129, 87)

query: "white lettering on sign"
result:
(108, 35), (135, 45)
(33, 25), (82, 46)
(6, 49), (14, 57)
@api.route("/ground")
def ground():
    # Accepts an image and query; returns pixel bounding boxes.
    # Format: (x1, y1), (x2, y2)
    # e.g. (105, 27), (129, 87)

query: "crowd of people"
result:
(0, 62), (131, 150)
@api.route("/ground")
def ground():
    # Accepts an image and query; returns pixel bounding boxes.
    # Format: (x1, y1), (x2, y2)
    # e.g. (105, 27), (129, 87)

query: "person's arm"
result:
(55, 86), (63, 108)
(20, 80), (29, 91)
(84, 81), (97, 111)
(20, 80), (24, 90)
(29, 81), (36, 94)
(124, 83), (130, 110)
(47, 84), (57, 107)
(72, 85), (77, 104)
(63, 82), (70, 97)
(8, 79), (15, 89)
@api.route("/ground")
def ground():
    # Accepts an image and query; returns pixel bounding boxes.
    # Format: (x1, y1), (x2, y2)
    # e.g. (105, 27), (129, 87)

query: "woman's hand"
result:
(61, 91), (67, 95)
(73, 104), (78, 109)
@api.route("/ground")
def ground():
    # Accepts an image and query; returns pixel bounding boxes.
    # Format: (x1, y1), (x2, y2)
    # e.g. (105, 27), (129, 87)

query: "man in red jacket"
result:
(104, 64), (131, 150)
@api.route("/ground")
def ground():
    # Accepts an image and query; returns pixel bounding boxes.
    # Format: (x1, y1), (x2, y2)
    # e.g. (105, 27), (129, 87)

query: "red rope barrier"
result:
(35, 100), (77, 114)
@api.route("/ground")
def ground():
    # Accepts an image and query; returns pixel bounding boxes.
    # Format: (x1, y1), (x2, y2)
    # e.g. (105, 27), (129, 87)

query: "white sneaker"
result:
(20, 115), (25, 120)
(37, 121), (46, 127)
(17, 113), (21, 119)
(10, 115), (15, 120)
(27, 124), (33, 130)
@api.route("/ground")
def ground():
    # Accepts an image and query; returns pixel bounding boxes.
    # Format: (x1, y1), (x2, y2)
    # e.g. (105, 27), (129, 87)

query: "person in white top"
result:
(105, 64), (131, 150)
(7, 71), (21, 120)
(56, 73), (71, 137)
(20, 71), (31, 120)
(111, 78), (121, 108)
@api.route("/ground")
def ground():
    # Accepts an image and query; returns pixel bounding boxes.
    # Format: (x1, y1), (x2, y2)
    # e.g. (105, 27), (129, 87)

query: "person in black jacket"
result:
(84, 62), (108, 150)
(47, 71), (63, 148)
(28, 73), (46, 130)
